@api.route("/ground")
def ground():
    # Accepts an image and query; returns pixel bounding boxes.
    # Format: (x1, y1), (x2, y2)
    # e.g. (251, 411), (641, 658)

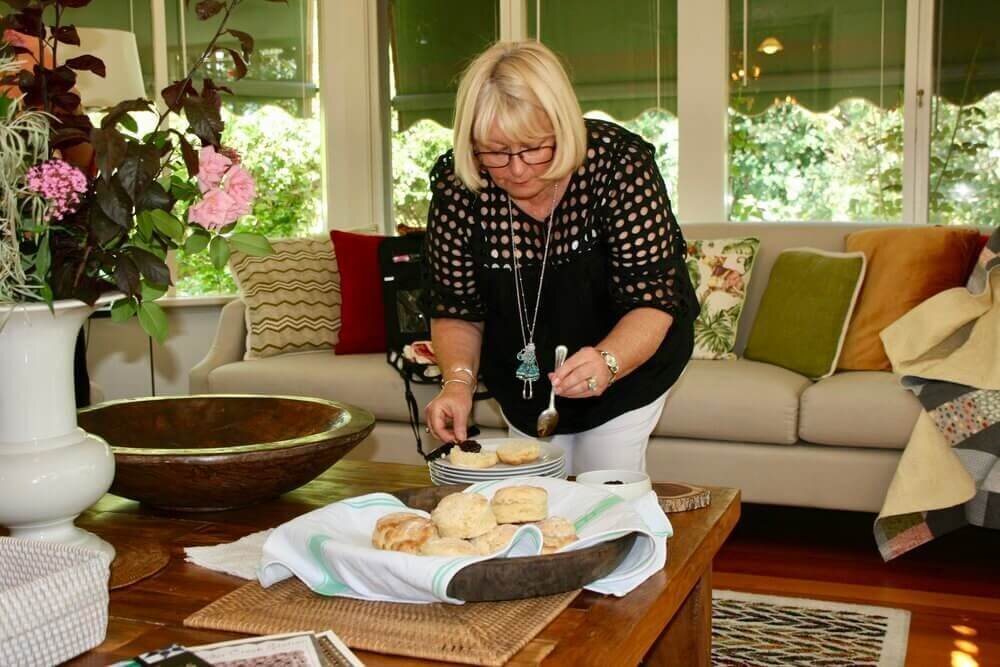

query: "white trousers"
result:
(507, 390), (670, 475)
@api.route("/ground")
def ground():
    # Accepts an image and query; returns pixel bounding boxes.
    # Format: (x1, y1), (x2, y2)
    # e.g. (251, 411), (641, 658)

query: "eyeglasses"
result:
(474, 144), (555, 169)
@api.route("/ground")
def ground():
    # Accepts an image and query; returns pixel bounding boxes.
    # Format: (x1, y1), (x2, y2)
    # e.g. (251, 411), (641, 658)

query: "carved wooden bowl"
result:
(392, 485), (638, 601)
(79, 395), (375, 512)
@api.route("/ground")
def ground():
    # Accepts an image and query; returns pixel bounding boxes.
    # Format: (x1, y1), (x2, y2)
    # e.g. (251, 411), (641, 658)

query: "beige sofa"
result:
(191, 222), (929, 513)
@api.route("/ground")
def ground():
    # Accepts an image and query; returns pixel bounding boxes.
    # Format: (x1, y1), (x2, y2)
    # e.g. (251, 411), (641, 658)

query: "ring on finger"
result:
(586, 376), (599, 391)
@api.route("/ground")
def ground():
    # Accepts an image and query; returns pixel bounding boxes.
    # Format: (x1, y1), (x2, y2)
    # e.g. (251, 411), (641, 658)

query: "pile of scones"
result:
(371, 486), (578, 557)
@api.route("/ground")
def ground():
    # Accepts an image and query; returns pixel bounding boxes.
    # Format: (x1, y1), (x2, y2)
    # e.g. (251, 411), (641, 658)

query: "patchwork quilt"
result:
(875, 229), (999, 560)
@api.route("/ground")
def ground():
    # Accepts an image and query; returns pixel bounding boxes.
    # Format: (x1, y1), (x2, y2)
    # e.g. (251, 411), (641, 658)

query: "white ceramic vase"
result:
(0, 298), (116, 562)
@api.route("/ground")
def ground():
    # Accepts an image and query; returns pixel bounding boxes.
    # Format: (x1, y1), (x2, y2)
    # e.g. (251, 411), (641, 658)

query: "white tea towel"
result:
(258, 477), (670, 604)
(185, 529), (273, 580)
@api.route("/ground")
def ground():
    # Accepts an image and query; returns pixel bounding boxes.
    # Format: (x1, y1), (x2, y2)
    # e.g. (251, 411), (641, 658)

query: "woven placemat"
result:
(184, 578), (579, 666)
(109, 538), (170, 590)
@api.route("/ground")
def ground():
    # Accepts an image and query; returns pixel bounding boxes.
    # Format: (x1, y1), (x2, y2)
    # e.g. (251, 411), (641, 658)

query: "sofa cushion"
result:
(687, 236), (761, 360)
(799, 371), (921, 449)
(744, 248), (866, 379)
(329, 230), (387, 355)
(229, 237), (341, 360)
(207, 351), (506, 430)
(655, 359), (811, 445)
(839, 227), (983, 371)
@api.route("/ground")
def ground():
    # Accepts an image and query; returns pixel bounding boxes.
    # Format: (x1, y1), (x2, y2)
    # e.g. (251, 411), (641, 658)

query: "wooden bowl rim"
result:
(78, 394), (375, 457)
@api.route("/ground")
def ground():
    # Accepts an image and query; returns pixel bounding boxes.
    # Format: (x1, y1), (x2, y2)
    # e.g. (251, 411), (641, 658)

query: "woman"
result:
(424, 41), (698, 474)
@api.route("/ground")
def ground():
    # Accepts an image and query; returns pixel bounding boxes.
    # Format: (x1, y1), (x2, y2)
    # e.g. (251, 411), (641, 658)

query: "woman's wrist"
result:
(441, 377), (476, 394)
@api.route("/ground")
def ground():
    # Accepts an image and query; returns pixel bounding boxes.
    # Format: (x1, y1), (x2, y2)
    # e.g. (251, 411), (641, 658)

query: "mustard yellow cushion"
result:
(838, 227), (982, 371)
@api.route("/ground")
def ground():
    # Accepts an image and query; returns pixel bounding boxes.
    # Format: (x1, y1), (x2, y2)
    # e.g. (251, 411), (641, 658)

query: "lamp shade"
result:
(58, 28), (145, 108)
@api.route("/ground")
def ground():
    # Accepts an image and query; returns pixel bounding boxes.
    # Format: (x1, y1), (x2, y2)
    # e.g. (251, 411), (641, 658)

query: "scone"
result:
(448, 448), (499, 469)
(490, 485), (548, 524)
(472, 524), (518, 555)
(420, 537), (479, 557)
(497, 439), (541, 465)
(536, 516), (578, 554)
(372, 512), (438, 554)
(431, 492), (497, 539)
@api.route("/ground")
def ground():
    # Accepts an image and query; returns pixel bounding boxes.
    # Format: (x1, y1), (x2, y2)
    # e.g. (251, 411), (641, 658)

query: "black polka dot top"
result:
(425, 119), (698, 435)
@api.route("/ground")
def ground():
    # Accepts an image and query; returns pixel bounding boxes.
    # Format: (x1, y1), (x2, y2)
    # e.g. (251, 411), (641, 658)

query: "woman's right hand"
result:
(425, 383), (474, 443)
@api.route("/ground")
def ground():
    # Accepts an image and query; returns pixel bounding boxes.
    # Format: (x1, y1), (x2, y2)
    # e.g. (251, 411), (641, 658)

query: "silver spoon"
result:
(536, 345), (568, 437)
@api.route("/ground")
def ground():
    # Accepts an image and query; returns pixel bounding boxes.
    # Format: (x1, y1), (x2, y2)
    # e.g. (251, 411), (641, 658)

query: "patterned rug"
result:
(712, 590), (910, 667)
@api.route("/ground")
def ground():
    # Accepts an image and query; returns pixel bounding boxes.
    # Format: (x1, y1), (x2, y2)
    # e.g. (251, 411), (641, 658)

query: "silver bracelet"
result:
(441, 378), (475, 391)
(452, 366), (476, 381)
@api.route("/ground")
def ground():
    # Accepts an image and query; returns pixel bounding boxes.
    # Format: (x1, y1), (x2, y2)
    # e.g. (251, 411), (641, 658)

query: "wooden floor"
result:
(714, 503), (1000, 667)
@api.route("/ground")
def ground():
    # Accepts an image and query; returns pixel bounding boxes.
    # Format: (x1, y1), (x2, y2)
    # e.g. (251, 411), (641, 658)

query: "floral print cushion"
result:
(686, 237), (761, 360)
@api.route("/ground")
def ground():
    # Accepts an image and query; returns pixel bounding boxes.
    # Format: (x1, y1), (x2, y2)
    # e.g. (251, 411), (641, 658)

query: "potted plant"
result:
(0, 0), (275, 559)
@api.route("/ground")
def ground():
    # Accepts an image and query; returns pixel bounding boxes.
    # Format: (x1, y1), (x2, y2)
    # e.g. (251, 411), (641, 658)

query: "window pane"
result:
(388, 0), (499, 230)
(528, 0), (679, 211)
(728, 0), (907, 222)
(170, 0), (323, 295)
(930, 0), (1000, 227)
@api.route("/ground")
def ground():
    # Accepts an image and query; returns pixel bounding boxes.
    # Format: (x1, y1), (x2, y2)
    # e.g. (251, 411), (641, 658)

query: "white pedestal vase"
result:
(0, 298), (116, 563)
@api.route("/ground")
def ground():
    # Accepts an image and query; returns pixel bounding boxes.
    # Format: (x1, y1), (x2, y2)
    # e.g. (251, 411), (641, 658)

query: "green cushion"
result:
(745, 249), (866, 379)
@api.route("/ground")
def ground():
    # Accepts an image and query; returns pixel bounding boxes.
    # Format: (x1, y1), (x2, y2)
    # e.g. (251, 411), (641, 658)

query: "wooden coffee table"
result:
(68, 460), (739, 666)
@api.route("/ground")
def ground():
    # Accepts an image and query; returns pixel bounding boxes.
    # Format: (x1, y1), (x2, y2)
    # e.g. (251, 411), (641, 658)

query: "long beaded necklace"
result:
(509, 184), (557, 400)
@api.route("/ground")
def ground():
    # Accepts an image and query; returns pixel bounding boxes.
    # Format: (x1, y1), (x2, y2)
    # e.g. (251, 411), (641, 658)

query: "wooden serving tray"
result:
(391, 484), (638, 602)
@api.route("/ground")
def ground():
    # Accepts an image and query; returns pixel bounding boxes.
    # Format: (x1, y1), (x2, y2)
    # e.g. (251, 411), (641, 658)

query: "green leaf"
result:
(120, 112), (139, 134)
(170, 176), (200, 201)
(209, 235), (231, 269)
(228, 232), (272, 257)
(141, 282), (169, 301)
(138, 301), (169, 344)
(35, 233), (51, 279)
(183, 229), (211, 254)
(110, 298), (137, 323)
(136, 211), (155, 241)
(150, 209), (185, 242)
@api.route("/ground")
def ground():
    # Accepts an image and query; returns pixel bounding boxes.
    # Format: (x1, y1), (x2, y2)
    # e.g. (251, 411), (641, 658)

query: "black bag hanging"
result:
(378, 232), (487, 460)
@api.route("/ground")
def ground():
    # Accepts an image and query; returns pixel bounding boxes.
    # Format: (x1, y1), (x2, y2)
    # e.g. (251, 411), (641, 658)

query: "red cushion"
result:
(330, 230), (387, 354)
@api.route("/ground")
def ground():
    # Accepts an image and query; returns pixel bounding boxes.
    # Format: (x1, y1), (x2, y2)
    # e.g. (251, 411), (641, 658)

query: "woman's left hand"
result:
(549, 346), (611, 398)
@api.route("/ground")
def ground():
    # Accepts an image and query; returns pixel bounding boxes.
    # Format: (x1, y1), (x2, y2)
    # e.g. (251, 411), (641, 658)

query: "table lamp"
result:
(58, 27), (146, 107)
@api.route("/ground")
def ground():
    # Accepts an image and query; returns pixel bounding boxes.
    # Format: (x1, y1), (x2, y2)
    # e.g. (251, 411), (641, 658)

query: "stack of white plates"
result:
(428, 439), (566, 486)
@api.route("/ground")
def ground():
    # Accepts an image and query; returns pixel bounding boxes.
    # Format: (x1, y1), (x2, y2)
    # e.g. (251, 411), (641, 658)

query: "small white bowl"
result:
(575, 469), (652, 501)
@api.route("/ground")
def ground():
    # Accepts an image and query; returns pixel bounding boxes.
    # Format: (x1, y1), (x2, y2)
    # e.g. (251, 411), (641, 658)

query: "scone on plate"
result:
(372, 512), (438, 554)
(491, 485), (548, 524)
(448, 448), (499, 469)
(431, 492), (497, 539)
(496, 439), (541, 465)
(471, 524), (518, 555)
(420, 537), (479, 557)
(536, 516), (578, 554)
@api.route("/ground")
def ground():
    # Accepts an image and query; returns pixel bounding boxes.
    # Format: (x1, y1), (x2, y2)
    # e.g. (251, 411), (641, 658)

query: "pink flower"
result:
(196, 145), (232, 194)
(188, 188), (237, 230)
(26, 159), (89, 221)
(223, 164), (255, 218)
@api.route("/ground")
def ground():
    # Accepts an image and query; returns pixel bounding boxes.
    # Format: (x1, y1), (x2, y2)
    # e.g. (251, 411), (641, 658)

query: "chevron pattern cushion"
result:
(230, 237), (341, 360)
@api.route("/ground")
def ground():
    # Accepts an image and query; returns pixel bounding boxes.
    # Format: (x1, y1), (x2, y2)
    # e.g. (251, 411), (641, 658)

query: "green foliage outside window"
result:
(391, 95), (997, 231)
(175, 105), (322, 294)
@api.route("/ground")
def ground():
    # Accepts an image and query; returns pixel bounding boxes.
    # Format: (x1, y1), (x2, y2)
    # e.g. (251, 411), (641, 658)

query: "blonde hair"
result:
(452, 41), (587, 192)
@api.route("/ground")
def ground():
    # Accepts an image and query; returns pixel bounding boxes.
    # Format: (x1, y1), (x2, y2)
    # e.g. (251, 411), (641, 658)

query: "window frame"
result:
(361, 0), (941, 232)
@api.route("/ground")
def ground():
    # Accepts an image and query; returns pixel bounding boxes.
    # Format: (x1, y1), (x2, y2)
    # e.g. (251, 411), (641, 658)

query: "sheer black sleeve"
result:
(423, 153), (486, 321)
(602, 136), (696, 321)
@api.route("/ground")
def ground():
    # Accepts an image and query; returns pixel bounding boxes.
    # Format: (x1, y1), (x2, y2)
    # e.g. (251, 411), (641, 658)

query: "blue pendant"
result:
(515, 344), (540, 382)
(516, 344), (539, 399)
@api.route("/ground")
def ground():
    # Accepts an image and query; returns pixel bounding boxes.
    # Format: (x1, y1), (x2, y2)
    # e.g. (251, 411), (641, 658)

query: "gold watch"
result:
(598, 349), (619, 385)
